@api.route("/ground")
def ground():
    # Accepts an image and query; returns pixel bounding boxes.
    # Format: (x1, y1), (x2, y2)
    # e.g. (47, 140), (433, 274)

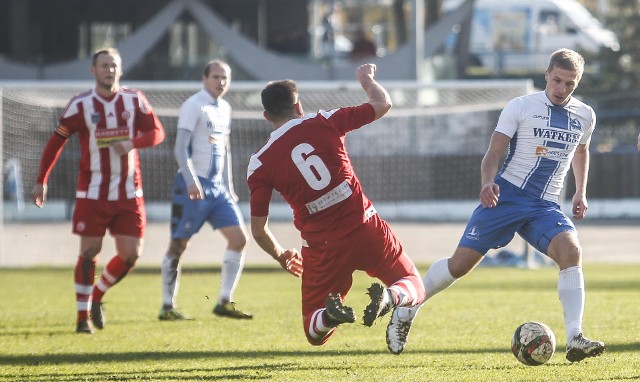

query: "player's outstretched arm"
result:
(356, 64), (391, 120)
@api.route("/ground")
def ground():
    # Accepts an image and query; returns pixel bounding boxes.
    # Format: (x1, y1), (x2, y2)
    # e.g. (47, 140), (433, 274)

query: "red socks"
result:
(91, 255), (133, 303)
(74, 256), (96, 323)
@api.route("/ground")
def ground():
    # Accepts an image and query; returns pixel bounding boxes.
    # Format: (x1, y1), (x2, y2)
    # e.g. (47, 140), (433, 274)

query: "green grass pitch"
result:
(0, 263), (638, 381)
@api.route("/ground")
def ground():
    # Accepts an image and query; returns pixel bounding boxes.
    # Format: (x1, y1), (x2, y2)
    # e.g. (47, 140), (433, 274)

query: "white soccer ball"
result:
(511, 321), (556, 366)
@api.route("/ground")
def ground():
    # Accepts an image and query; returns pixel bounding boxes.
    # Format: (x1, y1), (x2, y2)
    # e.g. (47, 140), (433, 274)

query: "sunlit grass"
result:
(0, 264), (638, 381)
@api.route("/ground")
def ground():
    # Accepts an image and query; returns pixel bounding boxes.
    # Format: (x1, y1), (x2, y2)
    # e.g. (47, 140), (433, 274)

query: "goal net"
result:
(1, 79), (533, 225)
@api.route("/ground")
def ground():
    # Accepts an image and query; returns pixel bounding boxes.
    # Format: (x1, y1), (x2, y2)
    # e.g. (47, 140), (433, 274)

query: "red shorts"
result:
(300, 214), (419, 317)
(72, 197), (146, 238)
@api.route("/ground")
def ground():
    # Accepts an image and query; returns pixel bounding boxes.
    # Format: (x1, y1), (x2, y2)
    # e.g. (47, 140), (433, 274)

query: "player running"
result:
(388, 49), (605, 362)
(247, 64), (426, 346)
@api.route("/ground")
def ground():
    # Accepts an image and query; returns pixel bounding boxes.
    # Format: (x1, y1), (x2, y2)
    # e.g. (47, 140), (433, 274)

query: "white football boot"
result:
(386, 307), (414, 355)
(566, 333), (605, 362)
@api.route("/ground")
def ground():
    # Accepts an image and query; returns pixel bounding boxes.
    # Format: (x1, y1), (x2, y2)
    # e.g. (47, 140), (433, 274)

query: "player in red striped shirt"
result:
(248, 64), (426, 347)
(31, 48), (165, 334)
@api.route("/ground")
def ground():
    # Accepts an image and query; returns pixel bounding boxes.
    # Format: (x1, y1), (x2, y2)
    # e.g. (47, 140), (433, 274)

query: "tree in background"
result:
(579, 0), (640, 152)
(580, 0), (640, 96)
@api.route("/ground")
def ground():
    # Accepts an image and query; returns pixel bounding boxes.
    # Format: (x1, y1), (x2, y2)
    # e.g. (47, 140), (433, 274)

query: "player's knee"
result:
(448, 252), (479, 278)
(555, 248), (582, 269)
(547, 233), (582, 267)
(168, 238), (188, 257)
(226, 229), (248, 251)
(119, 252), (139, 266)
(79, 245), (101, 258)
(229, 236), (247, 252)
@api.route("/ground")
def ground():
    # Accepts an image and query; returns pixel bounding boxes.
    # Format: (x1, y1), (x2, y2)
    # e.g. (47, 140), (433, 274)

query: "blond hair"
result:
(547, 48), (585, 79)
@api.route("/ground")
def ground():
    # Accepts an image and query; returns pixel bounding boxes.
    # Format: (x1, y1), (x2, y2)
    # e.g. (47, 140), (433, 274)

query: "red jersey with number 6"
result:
(247, 103), (376, 244)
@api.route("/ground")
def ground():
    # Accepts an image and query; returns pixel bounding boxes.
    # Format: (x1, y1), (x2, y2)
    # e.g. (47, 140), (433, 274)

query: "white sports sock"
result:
(558, 266), (585, 343)
(397, 257), (457, 321)
(423, 257), (457, 298)
(219, 249), (244, 304)
(161, 255), (181, 309)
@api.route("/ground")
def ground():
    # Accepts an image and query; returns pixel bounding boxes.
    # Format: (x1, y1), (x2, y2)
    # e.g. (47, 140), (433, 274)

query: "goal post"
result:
(0, 87), (3, 264)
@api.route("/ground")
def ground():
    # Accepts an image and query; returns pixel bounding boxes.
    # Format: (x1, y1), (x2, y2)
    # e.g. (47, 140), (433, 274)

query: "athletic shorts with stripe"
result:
(458, 176), (576, 255)
(170, 174), (243, 240)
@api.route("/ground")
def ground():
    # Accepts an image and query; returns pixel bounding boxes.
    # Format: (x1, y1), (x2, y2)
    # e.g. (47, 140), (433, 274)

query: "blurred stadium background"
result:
(3, 79), (638, 222)
(1, 0), (638, 266)
(2, 79), (638, 268)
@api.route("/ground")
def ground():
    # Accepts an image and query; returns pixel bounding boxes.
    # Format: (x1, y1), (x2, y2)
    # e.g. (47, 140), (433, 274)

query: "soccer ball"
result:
(511, 321), (556, 366)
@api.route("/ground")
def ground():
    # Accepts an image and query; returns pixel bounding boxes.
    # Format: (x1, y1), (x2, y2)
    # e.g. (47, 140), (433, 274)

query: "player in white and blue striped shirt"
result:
(388, 49), (605, 363)
(159, 60), (251, 321)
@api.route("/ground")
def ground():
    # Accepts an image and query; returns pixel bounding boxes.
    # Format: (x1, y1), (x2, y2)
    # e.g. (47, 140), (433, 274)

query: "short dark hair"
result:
(261, 80), (298, 120)
(92, 47), (120, 67)
(203, 60), (231, 77)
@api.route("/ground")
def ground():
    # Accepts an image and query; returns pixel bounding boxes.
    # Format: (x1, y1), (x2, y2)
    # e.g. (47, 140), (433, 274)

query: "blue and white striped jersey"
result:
(496, 91), (595, 203)
(177, 89), (231, 183)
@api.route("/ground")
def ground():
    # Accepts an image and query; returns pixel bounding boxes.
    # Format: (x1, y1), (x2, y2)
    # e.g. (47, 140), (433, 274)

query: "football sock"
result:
(306, 308), (335, 345)
(92, 255), (133, 302)
(389, 274), (426, 307)
(423, 257), (457, 299)
(218, 249), (244, 304)
(74, 256), (96, 323)
(161, 255), (181, 310)
(558, 266), (584, 342)
(397, 257), (456, 321)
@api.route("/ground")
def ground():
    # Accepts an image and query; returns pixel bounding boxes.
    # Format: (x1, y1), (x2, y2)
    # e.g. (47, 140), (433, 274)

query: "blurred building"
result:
(0, 0), (408, 81)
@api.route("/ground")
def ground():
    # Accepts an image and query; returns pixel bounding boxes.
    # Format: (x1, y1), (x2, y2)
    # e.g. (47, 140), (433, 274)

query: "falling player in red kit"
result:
(247, 64), (425, 348)
(31, 47), (165, 334)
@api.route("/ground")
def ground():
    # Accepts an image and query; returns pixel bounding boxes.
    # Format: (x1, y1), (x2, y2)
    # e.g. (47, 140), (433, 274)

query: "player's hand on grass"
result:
(32, 183), (47, 208)
(278, 249), (303, 277)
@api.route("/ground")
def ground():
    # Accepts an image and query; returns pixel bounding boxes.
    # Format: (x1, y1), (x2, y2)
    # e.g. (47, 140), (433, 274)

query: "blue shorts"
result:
(458, 177), (575, 255)
(170, 174), (244, 239)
